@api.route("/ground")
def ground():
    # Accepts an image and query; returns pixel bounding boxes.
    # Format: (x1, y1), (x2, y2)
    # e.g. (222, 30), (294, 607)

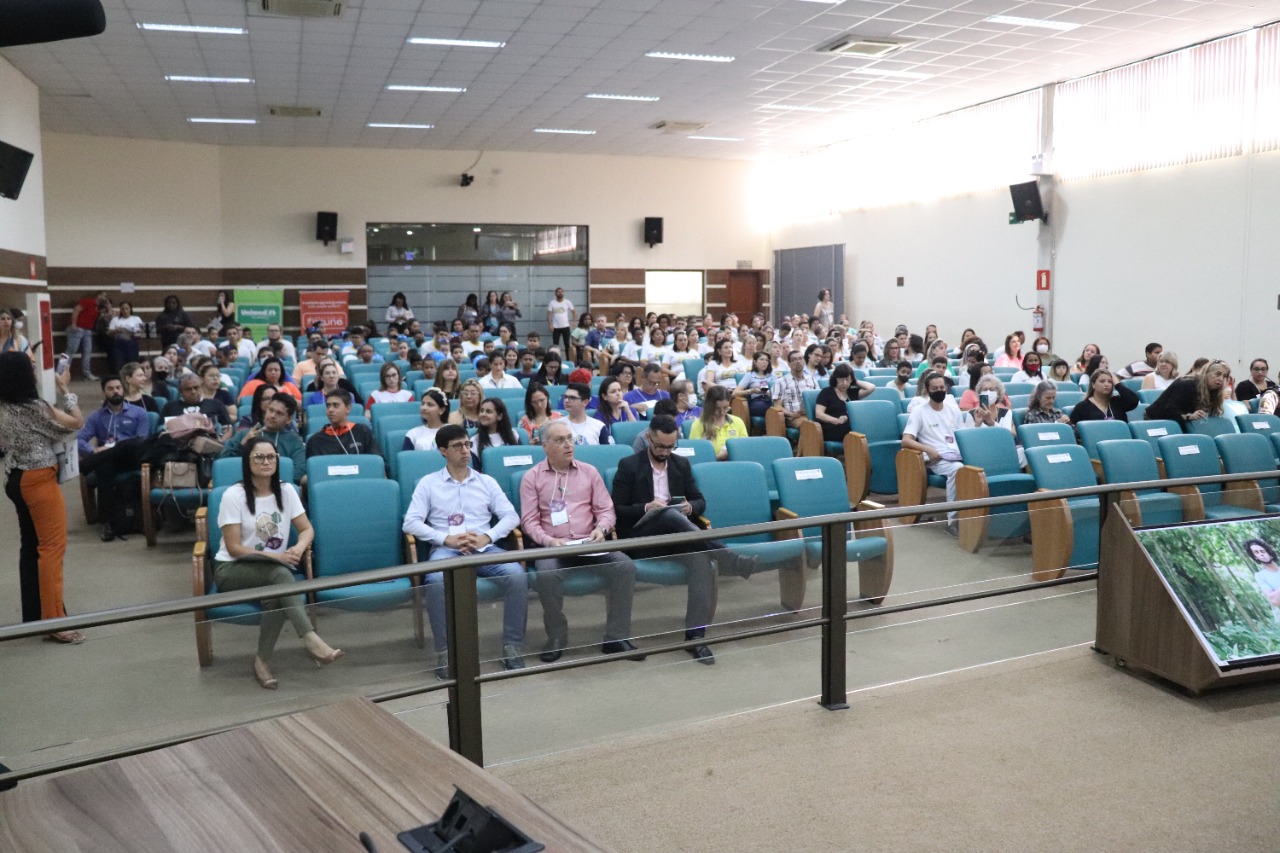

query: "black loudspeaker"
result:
(644, 216), (663, 247)
(1009, 181), (1046, 223)
(0, 140), (35, 201)
(316, 211), (338, 244)
(0, 0), (105, 48)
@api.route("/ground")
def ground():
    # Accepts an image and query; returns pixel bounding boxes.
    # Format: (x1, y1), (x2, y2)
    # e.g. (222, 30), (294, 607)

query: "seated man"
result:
(161, 374), (235, 440)
(403, 424), (528, 679)
(224, 324), (257, 362)
(305, 389), (379, 457)
(771, 348), (819, 429)
(477, 355), (522, 390)
(519, 420), (640, 662)
(78, 376), (151, 541)
(1117, 342), (1162, 379)
(624, 363), (670, 419)
(582, 314), (611, 365)
(562, 381), (612, 445)
(264, 322), (297, 360)
(901, 372), (967, 536)
(219, 393), (306, 485)
(611, 416), (751, 665)
(354, 343), (382, 365)
(514, 350), (539, 382)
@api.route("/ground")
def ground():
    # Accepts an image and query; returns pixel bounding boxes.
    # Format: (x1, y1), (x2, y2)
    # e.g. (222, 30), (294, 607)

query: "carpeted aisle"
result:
(491, 646), (1280, 852)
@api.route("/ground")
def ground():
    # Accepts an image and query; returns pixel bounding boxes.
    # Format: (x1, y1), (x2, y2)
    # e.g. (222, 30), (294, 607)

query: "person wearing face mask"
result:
(901, 373), (967, 536)
(1011, 352), (1046, 385)
(1029, 336), (1056, 364)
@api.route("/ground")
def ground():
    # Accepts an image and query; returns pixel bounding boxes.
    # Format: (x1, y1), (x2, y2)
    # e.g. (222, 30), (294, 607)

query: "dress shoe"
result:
(99, 523), (115, 542)
(539, 635), (567, 663)
(434, 651), (449, 680)
(253, 657), (278, 690)
(732, 553), (759, 579)
(501, 644), (526, 671)
(600, 639), (647, 661)
(689, 644), (715, 665)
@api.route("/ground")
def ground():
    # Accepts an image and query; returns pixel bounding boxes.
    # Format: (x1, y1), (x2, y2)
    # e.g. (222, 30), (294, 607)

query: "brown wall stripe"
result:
(589, 269), (645, 285)
(0, 247), (47, 281)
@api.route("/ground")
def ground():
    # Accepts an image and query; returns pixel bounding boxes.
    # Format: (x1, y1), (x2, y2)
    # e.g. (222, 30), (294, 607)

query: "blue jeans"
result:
(424, 545), (527, 653)
(65, 326), (93, 376)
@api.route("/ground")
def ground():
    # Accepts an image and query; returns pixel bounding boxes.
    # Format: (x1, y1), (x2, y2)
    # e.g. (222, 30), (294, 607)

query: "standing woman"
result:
(481, 290), (502, 335)
(519, 382), (561, 444)
(214, 437), (343, 689)
(449, 378), (485, 428)
(154, 295), (193, 349)
(212, 290), (236, 332)
(385, 291), (415, 329)
(813, 289), (835, 329)
(498, 291), (521, 334)
(0, 352), (85, 644)
(434, 359), (463, 400)
(690, 385), (748, 460)
(404, 388), (449, 451)
(365, 361), (414, 412)
(107, 301), (145, 373)
(0, 308), (30, 356)
(457, 294), (480, 327)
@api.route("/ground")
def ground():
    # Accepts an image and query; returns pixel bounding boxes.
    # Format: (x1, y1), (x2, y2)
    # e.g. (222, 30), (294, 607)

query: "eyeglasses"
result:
(562, 395), (582, 403)
(445, 441), (471, 451)
(650, 440), (677, 451)
(250, 454), (278, 463)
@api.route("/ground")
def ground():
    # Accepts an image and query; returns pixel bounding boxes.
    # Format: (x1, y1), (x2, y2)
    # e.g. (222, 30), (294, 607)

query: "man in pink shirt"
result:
(519, 419), (639, 663)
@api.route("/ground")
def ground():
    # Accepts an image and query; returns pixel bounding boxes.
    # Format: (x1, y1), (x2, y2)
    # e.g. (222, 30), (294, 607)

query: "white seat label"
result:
(1046, 453), (1072, 463)
(795, 468), (824, 480)
(1148, 427), (1169, 436)
(504, 455), (534, 466)
(327, 465), (360, 476)
(1178, 445), (1200, 455)
(673, 447), (694, 457)
(1254, 421), (1269, 429)
(1038, 432), (1060, 441)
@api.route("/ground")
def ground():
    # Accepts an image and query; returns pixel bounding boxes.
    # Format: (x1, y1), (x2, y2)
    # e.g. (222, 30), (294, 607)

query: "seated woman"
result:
(1047, 359), (1072, 383)
(365, 361), (414, 412)
(433, 359), (463, 400)
(1022, 380), (1070, 425)
(120, 361), (159, 414)
(1073, 343), (1100, 375)
(965, 374), (1018, 434)
(913, 340), (952, 378)
(1145, 360), (1229, 426)
(1078, 354), (1110, 392)
(213, 437), (343, 690)
(671, 379), (702, 431)
(734, 351), (775, 423)
(993, 333), (1023, 369)
(237, 384), (280, 431)
(238, 356), (302, 402)
(534, 351), (568, 387)
(662, 330), (702, 380)
(690, 385), (748, 460)
(814, 362), (876, 445)
(1011, 352), (1046, 385)
(304, 360), (359, 408)
(594, 376), (637, 430)
(698, 339), (740, 396)
(1234, 357), (1276, 403)
(1029, 335), (1056, 364)
(609, 359), (638, 396)
(519, 381), (561, 445)
(403, 388), (448, 451)
(876, 338), (902, 368)
(472, 397), (519, 461)
(448, 379), (484, 429)
(1140, 350), (1179, 392)
(1069, 368), (1140, 424)
(959, 363), (1009, 411)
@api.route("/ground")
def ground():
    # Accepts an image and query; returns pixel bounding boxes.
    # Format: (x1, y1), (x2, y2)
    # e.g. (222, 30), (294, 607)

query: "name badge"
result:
(447, 512), (466, 536)
(550, 504), (569, 527)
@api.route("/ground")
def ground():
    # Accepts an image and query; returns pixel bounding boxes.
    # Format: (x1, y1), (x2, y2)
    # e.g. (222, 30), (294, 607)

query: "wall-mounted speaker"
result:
(644, 216), (663, 247)
(0, 0), (105, 48)
(0, 140), (35, 201)
(1009, 181), (1046, 223)
(316, 211), (338, 244)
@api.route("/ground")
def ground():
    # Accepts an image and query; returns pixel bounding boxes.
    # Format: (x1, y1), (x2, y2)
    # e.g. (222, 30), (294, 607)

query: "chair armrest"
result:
(1223, 480), (1265, 511)
(730, 396), (749, 426)
(1091, 458), (1104, 482)
(405, 534), (417, 563)
(954, 465), (989, 502)
(773, 507), (800, 540)
(195, 506), (208, 543)
(844, 431), (871, 504)
(192, 541), (208, 597)
(1117, 489), (1142, 527)
(894, 447), (928, 524)
(765, 405), (786, 438)
(1169, 484), (1205, 522)
(796, 420), (822, 457)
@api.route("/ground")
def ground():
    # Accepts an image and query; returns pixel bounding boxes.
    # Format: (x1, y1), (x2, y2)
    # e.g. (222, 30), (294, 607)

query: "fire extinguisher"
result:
(1032, 305), (1045, 333)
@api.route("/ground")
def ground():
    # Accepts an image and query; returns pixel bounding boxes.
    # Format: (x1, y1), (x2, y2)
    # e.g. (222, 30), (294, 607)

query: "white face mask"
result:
(1035, 344), (1048, 354)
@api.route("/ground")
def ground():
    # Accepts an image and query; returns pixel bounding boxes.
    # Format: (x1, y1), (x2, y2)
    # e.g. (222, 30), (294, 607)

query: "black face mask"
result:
(928, 390), (948, 403)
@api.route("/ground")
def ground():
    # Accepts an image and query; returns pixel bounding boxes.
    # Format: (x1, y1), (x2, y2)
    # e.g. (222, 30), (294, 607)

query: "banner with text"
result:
(234, 289), (284, 331)
(299, 290), (349, 335)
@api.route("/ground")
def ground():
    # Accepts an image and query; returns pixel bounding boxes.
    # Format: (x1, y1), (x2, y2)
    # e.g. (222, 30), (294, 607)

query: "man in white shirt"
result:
(264, 323), (297, 360)
(901, 373), (967, 534)
(460, 324), (484, 358)
(225, 324), (257, 362)
(477, 356), (523, 390)
(546, 287), (574, 355)
(563, 381), (612, 445)
(184, 326), (217, 359)
(402, 424), (527, 678)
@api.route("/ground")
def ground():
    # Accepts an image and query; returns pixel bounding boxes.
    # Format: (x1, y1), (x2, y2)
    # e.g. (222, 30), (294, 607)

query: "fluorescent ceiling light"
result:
(586, 93), (660, 102)
(645, 51), (735, 63)
(845, 68), (933, 80)
(367, 122), (434, 129)
(188, 117), (256, 124)
(138, 23), (246, 35)
(166, 75), (254, 84)
(985, 15), (1081, 32)
(387, 85), (466, 93)
(534, 128), (596, 135)
(408, 37), (505, 48)
(760, 104), (830, 112)
(688, 135), (742, 141)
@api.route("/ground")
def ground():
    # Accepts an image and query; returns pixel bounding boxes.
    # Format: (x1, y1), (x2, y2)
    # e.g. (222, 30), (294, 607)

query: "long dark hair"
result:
(249, 384), (278, 424)
(524, 381), (551, 419)
(253, 356), (287, 387)
(241, 437), (283, 515)
(534, 351), (564, 386)
(476, 398), (518, 447)
(0, 352), (39, 404)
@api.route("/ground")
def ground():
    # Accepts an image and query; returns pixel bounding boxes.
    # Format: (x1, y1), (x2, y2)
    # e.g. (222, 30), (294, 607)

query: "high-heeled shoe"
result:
(253, 657), (278, 690)
(43, 630), (84, 645)
(305, 645), (345, 666)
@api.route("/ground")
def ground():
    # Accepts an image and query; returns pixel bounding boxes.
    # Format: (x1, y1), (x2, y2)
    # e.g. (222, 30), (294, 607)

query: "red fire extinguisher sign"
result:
(1036, 270), (1051, 291)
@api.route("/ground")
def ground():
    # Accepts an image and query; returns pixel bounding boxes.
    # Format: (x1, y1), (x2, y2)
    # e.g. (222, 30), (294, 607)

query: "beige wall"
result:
(0, 56), (45, 261)
(42, 133), (767, 271)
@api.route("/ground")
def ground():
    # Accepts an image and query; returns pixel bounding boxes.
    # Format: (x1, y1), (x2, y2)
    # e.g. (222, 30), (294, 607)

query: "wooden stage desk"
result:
(0, 697), (607, 852)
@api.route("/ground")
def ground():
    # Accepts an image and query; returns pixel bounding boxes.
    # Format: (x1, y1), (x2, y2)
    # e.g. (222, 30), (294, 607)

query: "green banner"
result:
(234, 289), (284, 329)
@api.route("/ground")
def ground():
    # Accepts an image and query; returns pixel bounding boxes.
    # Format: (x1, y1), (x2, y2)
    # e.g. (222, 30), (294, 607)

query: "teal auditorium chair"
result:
(845, 400), (903, 503)
(797, 388), (842, 458)
(894, 442), (949, 525)
(191, 486), (308, 666)
(385, 430), (412, 478)
(1076, 420), (1130, 481)
(396, 451), (446, 515)
(672, 438), (716, 468)
(140, 455), (209, 548)
(375, 414), (421, 455)
(370, 400), (420, 429)
(1129, 420), (1181, 474)
(726, 436), (793, 505)
(211, 456), (295, 488)
(306, 412), (370, 438)
(510, 469), (610, 599)
(308, 479), (424, 646)
(1018, 422), (1075, 453)
(306, 454), (385, 485)
(1054, 389), (1085, 407)
(692, 461), (810, 611)
(480, 445), (545, 506)
(1235, 413), (1280, 444)
(1215, 433), (1280, 512)
(609, 420), (648, 449)
(483, 387), (527, 411)
(1184, 415), (1239, 439)
(1096, 439), (1183, 528)
(772, 456), (894, 604)
(1158, 434), (1259, 521)
(1025, 445), (1100, 580)
(574, 444), (635, 481)
(954, 428), (1037, 552)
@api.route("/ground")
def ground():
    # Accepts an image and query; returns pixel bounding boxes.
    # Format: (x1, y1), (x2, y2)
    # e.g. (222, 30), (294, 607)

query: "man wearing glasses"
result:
(561, 381), (612, 445)
(611, 416), (751, 665)
(403, 424), (528, 679)
(519, 420), (639, 663)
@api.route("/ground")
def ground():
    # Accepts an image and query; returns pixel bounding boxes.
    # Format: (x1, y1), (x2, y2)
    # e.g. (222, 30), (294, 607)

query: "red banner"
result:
(299, 290), (349, 334)
(38, 297), (53, 370)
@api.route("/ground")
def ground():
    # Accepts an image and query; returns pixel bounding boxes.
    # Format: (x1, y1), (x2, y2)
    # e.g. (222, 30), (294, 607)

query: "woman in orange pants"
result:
(0, 352), (85, 643)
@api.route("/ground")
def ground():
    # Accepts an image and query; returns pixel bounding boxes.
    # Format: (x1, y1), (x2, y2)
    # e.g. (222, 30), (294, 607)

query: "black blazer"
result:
(611, 448), (707, 538)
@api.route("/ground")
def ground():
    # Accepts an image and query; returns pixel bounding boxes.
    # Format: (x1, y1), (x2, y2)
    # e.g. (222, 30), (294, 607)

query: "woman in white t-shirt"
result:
(214, 438), (343, 689)
(365, 361), (414, 412)
(662, 330), (702, 380)
(698, 338), (740, 396)
(108, 301), (146, 372)
(404, 388), (448, 451)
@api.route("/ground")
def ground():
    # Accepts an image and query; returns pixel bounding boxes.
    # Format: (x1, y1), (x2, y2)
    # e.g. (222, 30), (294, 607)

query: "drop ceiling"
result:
(3, 0), (1279, 160)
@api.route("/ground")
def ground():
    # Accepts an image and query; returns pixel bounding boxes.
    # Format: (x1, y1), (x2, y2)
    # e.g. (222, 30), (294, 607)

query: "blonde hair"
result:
(1156, 350), (1178, 375)
(1196, 361), (1229, 416)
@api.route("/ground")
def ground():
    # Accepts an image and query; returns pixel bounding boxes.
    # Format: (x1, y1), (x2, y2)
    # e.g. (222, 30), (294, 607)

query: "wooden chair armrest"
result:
(192, 541), (207, 597)
(775, 507), (799, 520)
(1168, 484), (1205, 522)
(954, 465), (989, 502)
(1222, 480), (1265, 511)
(1090, 458), (1105, 482)
(796, 420), (822, 457)
(773, 507), (801, 540)
(894, 447), (928, 524)
(844, 431), (871, 505)
(1117, 489), (1142, 527)
(764, 405), (786, 438)
(404, 534), (418, 563)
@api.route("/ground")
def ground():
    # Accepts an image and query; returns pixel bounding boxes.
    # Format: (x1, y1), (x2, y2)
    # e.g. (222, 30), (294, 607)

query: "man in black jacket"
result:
(611, 415), (751, 665)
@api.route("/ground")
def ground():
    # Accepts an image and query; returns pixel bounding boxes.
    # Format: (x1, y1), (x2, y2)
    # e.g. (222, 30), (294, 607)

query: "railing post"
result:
(819, 518), (849, 710)
(444, 564), (484, 765)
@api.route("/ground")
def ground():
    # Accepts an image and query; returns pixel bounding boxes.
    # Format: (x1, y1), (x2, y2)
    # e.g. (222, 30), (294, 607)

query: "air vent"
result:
(269, 106), (324, 118)
(649, 120), (708, 134)
(822, 36), (907, 57)
(257, 0), (343, 18)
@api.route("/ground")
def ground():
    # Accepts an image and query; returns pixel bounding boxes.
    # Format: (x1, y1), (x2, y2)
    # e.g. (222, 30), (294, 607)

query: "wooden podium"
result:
(0, 698), (608, 852)
(1096, 507), (1280, 693)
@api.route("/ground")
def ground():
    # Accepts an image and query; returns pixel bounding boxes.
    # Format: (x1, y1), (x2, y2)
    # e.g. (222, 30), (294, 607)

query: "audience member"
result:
(901, 373), (966, 536)
(1145, 360), (1229, 425)
(78, 376), (151, 541)
(220, 394), (305, 484)
(1117, 342), (1162, 379)
(449, 379), (484, 428)
(1069, 368), (1140, 424)
(519, 382), (561, 444)
(404, 388), (449, 451)
(690, 386), (748, 460)
(305, 390), (378, 456)
(562, 381), (613, 445)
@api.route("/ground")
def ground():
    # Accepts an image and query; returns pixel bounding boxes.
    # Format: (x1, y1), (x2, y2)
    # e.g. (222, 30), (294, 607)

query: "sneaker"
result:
(433, 651), (449, 680)
(501, 644), (525, 670)
(100, 522), (115, 542)
(945, 521), (959, 538)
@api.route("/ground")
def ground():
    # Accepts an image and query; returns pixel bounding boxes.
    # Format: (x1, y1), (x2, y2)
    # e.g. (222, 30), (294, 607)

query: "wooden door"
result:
(726, 270), (762, 318)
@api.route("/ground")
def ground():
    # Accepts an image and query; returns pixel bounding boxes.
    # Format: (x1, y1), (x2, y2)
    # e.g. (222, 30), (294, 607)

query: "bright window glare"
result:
(645, 271), (703, 317)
